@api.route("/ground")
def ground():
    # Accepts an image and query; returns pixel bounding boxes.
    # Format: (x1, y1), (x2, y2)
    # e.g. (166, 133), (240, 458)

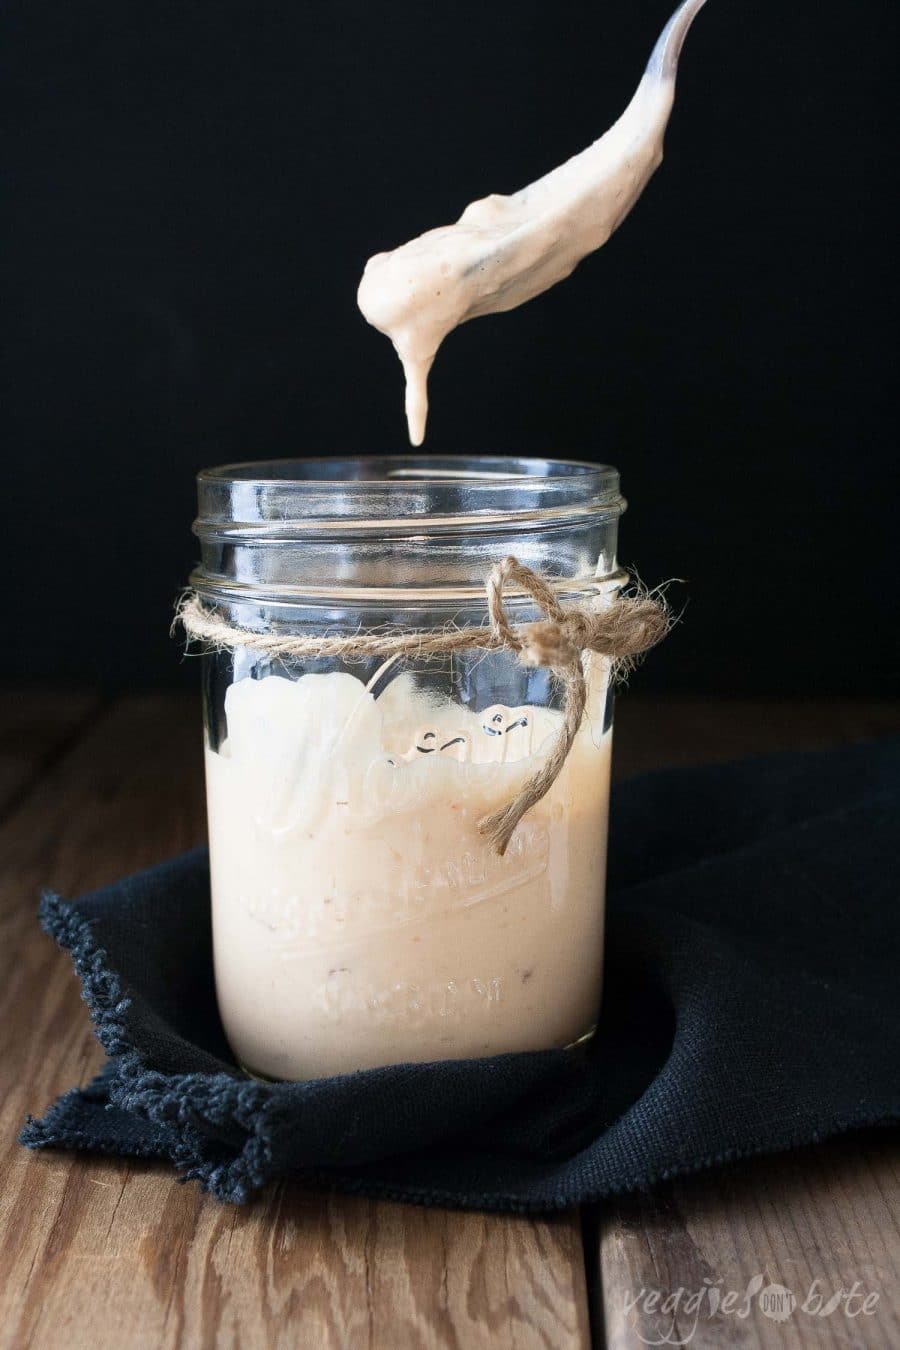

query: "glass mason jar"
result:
(191, 456), (627, 1081)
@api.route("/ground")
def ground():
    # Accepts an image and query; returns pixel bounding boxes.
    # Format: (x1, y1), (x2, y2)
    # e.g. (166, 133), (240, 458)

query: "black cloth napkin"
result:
(21, 739), (900, 1211)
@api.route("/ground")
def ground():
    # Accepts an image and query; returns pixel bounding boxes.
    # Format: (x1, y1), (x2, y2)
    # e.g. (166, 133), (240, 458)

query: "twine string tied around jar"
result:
(176, 557), (669, 854)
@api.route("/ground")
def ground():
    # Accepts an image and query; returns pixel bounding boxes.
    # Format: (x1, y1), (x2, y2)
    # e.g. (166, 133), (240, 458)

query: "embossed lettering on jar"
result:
(192, 457), (627, 1080)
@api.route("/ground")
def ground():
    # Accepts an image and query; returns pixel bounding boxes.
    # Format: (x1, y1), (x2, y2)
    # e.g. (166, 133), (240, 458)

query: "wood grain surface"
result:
(597, 1131), (900, 1349)
(0, 688), (101, 817)
(0, 693), (589, 1350)
(611, 695), (900, 781)
(0, 691), (897, 1348)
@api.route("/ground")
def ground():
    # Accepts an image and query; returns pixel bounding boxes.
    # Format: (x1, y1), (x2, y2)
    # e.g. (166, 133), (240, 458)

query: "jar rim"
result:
(198, 454), (618, 490)
(192, 455), (625, 603)
(195, 455), (624, 541)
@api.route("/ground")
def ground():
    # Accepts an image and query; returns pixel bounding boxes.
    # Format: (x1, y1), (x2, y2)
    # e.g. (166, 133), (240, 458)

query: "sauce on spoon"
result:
(357, 0), (708, 444)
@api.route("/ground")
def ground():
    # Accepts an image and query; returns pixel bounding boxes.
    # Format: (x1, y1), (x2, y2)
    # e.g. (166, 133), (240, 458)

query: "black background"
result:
(3, 0), (897, 693)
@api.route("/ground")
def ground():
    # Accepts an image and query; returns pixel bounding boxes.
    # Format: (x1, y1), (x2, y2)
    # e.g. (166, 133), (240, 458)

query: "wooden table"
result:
(1, 691), (898, 1349)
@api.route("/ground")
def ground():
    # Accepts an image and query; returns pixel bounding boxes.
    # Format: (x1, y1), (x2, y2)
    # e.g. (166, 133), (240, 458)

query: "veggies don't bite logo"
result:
(625, 1274), (879, 1345)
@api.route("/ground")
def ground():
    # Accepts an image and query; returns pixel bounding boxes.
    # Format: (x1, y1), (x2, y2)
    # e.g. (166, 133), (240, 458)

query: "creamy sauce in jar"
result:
(206, 667), (611, 1079)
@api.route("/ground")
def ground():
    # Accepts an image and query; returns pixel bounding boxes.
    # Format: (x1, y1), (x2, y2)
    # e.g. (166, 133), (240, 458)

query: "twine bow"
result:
(478, 558), (667, 851)
(177, 557), (668, 853)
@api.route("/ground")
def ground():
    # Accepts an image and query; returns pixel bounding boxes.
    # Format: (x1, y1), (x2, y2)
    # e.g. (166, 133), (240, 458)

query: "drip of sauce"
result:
(357, 0), (707, 445)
